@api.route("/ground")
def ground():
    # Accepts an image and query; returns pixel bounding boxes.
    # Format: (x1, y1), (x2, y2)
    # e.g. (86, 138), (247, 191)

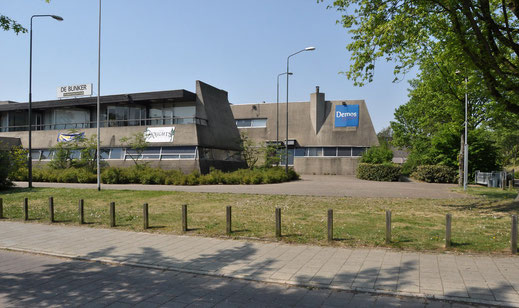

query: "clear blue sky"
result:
(0, 0), (415, 132)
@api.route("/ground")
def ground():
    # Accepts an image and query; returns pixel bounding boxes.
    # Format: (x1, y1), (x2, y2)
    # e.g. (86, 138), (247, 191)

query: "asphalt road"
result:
(0, 250), (480, 307)
(14, 175), (467, 199)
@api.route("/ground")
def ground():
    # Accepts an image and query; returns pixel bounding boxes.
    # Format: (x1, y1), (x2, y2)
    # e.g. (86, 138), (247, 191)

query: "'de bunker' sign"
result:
(334, 105), (359, 127)
(57, 84), (93, 98)
(144, 127), (175, 143)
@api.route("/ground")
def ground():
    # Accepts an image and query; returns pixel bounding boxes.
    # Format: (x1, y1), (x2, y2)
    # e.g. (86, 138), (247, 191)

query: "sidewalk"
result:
(1, 221), (518, 307)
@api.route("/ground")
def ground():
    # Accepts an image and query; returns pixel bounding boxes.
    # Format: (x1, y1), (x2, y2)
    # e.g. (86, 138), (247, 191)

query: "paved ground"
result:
(0, 221), (516, 307)
(14, 175), (466, 199)
(0, 250), (474, 308)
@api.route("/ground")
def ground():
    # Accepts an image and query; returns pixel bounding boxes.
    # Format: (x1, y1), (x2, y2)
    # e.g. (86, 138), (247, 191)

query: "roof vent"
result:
(316, 86), (320, 93)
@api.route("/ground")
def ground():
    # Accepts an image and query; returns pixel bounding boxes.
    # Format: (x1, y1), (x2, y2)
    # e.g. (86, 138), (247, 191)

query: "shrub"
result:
(360, 145), (393, 164)
(412, 165), (457, 183)
(101, 167), (123, 184)
(356, 163), (401, 182)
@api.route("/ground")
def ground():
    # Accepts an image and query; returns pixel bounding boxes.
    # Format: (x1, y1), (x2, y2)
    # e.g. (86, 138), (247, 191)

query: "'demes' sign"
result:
(334, 105), (359, 127)
(57, 84), (93, 98)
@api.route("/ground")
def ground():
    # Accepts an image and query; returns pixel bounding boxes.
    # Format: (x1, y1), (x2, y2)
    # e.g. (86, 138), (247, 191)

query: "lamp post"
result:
(455, 70), (469, 191)
(285, 47), (315, 174)
(276, 72), (292, 146)
(463, 75), (468, 191)
(97, 0), (102, 191)
(28, 14), (63, 189)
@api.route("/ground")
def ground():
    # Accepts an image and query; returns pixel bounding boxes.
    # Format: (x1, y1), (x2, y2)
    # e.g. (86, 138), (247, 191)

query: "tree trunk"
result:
(459, 133), (464, 186)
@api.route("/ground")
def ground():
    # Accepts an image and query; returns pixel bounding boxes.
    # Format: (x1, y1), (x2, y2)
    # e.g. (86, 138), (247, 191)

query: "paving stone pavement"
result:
(0, 250), (482, 308)
(0, 221), (517, 307)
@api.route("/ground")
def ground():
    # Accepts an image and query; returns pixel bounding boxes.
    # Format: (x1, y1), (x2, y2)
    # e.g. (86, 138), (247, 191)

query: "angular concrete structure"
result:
(231, 87), (378, 175)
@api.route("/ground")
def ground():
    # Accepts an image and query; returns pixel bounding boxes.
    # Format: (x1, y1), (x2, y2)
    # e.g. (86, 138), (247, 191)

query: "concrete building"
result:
(231, 87), (379, 175)
(0, 81), (245, 173)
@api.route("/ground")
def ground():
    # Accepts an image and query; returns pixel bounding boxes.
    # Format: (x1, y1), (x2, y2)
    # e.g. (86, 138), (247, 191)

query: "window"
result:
(236, 118), (267, 128)
(31, 150), (41, 161)
(100, 149), (110, 160)
(352, 147), (366, 156)
(40, 150), (54, 160)
(323, 147), (337, 157)
(338, 147), (352, 157)
(109, 148), (123, 159)
(307, 147), (323, 157)
(162, 146), (196, 159)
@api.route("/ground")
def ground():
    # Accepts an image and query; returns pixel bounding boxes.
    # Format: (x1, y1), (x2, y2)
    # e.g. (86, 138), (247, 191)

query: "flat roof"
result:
(0, 89), (196, 112)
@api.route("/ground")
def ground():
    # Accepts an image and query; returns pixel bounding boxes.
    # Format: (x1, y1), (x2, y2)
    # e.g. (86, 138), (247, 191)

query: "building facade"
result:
(231, 87), (379, 175)
(0, 81), (245, 173)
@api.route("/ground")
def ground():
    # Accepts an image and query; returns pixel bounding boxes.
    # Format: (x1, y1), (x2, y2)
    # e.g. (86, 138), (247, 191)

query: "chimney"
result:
(310, 86), (326, 134)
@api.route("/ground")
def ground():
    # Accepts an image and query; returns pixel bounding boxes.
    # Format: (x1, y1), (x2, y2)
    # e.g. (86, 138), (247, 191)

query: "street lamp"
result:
(456, 70), (469, 191)
(285, 46), (315, 174)
(276, 72), (292, 146)
(28, 14), (63, 188)
(97, 0), (102, 191)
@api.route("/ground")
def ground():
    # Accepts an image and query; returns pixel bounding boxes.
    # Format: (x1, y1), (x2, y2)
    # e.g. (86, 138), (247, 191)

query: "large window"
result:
(236, 118), (267, 128)
(292, 146), (368, 158)
(54, 109), (90, 129)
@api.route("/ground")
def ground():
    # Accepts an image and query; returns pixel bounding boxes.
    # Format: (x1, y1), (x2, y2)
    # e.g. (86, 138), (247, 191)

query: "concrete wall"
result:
(0, 137), (21, 150)
(293, 157), (360, 175)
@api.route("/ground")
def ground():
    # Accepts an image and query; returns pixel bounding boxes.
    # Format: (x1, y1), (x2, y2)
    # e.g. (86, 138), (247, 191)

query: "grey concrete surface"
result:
(0, 250), (475, 308)
(0, 221), (515, 307)
(14, 174), (466, 199)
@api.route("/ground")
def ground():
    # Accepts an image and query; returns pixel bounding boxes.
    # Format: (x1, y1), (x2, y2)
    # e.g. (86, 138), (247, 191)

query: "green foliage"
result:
(356, 163), (401, 182)
(239, 131), (261, 169)
(323, 0), (519, 115)
(360, 145), (393, 164)
(263, 144), (281, 167)
(7, 146), (28, 181)
(412, 165), (458, 184)
(119, 132), (148, 168)
(0, 150), (12, 188)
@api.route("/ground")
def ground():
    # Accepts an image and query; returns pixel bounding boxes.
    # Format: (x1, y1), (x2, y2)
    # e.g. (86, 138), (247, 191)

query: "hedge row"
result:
(13, 166), (300, 185)
(411, 165), (457, 183)
(356, 163), (401, 182)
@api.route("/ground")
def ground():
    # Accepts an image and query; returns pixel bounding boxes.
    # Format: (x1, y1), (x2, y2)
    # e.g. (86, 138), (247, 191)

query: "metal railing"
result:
(0, 116), (208, 132)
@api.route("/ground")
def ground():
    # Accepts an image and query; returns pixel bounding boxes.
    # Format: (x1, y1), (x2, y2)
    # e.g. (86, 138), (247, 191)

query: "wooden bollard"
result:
(385, 210), (391, 244)
(328, 209), (333, 242)
(512, 215), (518, 254)
(143, 203), (149, 229)
(509, 180), (514, 190)
(275, 208), (281, 238)
(181, 204), (188, 232)
(24, 198), (29, 221)
(445, 214), (452, 248)
(49, 197), (54, 223)
(79, 199), (84, 224)
(110, 202), (115, 227)
(0, 198), (3, 219)
(226, 206), (232, 235)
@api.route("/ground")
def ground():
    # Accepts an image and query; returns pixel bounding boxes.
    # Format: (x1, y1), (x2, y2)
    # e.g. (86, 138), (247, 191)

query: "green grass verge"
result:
(1, 186), (518, 253)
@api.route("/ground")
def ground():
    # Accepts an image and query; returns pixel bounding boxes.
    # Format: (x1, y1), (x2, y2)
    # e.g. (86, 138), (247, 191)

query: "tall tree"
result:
(323, 0), (519, 114)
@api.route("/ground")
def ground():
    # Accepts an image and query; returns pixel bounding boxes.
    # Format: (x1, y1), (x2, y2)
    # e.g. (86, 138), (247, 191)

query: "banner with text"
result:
(144, 127), (175, 143)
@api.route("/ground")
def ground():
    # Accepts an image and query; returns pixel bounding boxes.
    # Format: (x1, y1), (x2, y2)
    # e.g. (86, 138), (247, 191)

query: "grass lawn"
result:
(0, 186), (518, 253)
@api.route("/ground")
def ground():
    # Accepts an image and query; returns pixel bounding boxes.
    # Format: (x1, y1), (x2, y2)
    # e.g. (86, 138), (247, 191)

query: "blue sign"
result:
(334, 105), (359, 127)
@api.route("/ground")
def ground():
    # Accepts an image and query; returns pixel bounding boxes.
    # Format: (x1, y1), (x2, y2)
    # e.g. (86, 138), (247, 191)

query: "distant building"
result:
(0, 81), (245, 174)
(231, 87), (379, 175)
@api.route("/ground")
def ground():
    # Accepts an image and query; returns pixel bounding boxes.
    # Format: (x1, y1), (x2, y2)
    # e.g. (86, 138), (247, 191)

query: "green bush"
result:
(412, 165), (457, 183)
(360, 145), (393, 164)
(356, 163), (401, 182)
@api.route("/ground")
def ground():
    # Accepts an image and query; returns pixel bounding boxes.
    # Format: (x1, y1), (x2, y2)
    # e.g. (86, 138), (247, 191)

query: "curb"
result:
(1, 246), (516, 308)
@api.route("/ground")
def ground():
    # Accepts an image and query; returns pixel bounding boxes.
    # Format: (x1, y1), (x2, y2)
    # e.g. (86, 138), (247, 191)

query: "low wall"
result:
(294, 157), (360, 175)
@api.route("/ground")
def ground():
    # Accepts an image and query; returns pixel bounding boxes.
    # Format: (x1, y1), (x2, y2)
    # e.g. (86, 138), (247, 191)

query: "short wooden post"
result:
(226, 206), (232, 235)
(0, 198), (3, 219)
(24, 198), (29, 221)
(385, 210), (391, 244)
(275, 208), (281, 238)
(181, 204), (188, 232)
(512, 215), (518, 255)
(327, 209), (333, 242)
(110, 202), (115, 227)
(79, 199), (84, 224)
(143, 203), (149, 229)
(445, 214), (452, 248)
(49, 197), (54, 223)
(509, 180), (514, 190)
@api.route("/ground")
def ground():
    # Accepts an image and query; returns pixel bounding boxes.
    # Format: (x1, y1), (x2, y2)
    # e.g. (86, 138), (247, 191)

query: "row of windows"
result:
(293, 147), (367, 157)
(31, 146), (197, 161)
(236, 118), (267, 128)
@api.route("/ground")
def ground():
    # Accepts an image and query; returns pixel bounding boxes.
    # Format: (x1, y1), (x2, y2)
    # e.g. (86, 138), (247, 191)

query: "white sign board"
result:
(57, 84), (93, 98)
(144, 127), (175, 143)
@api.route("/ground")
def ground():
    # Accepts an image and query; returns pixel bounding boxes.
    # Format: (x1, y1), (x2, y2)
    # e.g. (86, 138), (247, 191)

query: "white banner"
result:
(144, 127), (175, 143)
(57, 84), (93, 98)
